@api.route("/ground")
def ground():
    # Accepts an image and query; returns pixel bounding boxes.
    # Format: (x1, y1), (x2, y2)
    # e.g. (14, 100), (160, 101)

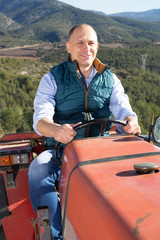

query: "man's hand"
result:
(37, 118), (81, 144)
(53, 123), (77, 144)
(122, 116), (141, 135)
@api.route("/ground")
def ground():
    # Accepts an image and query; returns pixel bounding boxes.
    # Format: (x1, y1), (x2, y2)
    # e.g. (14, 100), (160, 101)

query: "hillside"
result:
(0, 13), (22, 31)
(0, 0), (160, 46)
(0, 43), (160, 135)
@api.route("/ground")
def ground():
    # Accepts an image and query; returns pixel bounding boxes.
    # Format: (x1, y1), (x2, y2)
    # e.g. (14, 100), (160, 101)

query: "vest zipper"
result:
(85, 90), (91, 137)
(77, 74), (91, 137)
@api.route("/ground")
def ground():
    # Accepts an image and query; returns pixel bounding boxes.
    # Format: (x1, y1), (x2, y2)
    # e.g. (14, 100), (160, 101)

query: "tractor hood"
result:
(60, 135), (160, 240)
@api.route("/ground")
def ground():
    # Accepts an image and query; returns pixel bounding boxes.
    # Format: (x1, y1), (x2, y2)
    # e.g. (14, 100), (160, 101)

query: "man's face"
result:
(66, 25), (99, 69)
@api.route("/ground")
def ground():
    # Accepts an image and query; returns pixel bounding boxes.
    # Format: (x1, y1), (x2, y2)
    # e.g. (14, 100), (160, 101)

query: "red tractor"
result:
(0, 116), (160, 240)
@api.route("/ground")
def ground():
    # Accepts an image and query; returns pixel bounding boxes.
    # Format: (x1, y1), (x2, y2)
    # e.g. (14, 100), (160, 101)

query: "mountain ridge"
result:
(109, 9), (160, 22)
(0, 0), (160, 45)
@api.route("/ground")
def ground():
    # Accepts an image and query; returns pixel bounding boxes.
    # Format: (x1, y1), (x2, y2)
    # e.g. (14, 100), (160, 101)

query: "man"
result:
(28, 24), (141, 240)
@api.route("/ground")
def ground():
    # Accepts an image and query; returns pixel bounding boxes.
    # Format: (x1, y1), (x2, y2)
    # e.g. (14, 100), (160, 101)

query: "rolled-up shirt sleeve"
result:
(110, 73), (137, 134)
(33, 72), (57, 135)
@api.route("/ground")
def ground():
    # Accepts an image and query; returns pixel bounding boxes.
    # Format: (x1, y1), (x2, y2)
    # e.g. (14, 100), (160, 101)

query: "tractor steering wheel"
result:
(55, 118), (127, 161)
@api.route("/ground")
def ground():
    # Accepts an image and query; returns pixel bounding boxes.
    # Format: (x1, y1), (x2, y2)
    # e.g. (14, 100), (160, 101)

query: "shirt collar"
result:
(87, 66), (98, 80)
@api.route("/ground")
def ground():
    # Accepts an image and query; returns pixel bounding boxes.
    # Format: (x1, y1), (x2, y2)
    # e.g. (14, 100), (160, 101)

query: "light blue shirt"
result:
(33, 66), (137, 135)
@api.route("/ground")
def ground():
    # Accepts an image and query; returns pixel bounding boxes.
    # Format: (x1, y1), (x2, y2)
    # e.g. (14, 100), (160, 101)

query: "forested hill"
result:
(0, 43), (160, 136)
(1, 0), (160, 45)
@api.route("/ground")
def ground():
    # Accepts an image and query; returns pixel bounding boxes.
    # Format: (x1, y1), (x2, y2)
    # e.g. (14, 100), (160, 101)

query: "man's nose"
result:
(83, 42), (90, 50)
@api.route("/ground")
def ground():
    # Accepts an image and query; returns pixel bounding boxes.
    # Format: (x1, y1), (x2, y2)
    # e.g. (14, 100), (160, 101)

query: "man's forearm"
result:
(37, 118), (59, 137)
(37, 118), (77, 144)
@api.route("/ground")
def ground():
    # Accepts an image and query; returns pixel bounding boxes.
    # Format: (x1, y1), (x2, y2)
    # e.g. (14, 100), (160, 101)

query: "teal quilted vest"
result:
(47, 57), (114, 148)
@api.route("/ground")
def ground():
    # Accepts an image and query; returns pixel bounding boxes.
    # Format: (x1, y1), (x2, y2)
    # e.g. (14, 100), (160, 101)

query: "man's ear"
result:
(66, 41), (71, 53)
(97, 42), (99, 51)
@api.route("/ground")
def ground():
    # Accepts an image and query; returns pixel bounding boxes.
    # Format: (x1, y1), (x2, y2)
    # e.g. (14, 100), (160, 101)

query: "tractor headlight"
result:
(13, 154), (21, 164)
(13, 153), (29, 164)
(0, 153), (30, 166)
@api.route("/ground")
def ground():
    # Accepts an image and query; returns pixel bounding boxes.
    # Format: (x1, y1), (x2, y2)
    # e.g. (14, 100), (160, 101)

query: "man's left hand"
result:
(122, 116), (141, 135)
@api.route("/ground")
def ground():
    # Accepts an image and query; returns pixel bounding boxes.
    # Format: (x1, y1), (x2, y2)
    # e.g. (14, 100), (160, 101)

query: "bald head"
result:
(68, 24), (98, 42)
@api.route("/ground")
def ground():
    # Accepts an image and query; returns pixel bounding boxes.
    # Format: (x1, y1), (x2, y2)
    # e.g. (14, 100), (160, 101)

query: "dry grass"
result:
(0, 43), (53, 59)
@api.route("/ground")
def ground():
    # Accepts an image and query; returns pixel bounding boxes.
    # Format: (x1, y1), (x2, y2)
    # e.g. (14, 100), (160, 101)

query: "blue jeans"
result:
(28, 149), (63, 240)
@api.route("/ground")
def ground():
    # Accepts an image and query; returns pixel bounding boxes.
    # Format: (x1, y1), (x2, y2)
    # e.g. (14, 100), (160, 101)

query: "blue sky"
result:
(60, 0), (160, 14)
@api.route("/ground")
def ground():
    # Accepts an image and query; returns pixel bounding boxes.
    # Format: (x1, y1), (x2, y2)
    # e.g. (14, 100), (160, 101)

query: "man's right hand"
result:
(37, 118), (78, 144)
(53, 123), (76, 144)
